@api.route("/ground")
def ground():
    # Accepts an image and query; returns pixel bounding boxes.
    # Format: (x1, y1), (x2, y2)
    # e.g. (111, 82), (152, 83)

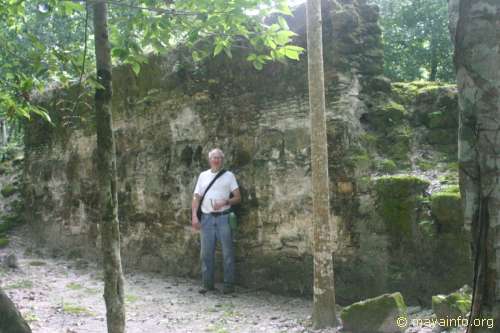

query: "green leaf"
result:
(278, 16), (289, 30)
(253, 61), (263, 70)
(277, 3), (292, 16)
(246, 53), (257, 61)
(31, 106), (53, 125)
(112, 48), (129, 60)
(61, 1), (84, 15)
(281, 45), (304, 61)
(130, 62), (141, 76)
(214, 43), (224, 56)
(275, 30), (295, 45)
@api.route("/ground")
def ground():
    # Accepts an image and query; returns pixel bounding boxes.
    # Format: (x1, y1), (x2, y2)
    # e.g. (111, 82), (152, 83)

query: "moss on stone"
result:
(0, 237), (9, 248)
(0, 212), (23, 234)
(417, 220), (436, 238)
(344, 146), (373, 171)
(0, 221), (13, 234)
(432, 286), (472, 326)
(392, 81), (456, 105)
(370, 101), (407, 129)
(375, 159), (397, 174)
(1, 184), (16, 198)
(427, 111), (457, 129)
(431, 190), (462, 232)
(416, 160), (434, 171)
(441, 185), (460, 193)
(427, 128), (458, 145)
(384, 130), (411, 163)
(417, 83), (456, 95)
(374, 175), (430, 239)
(341, 292), (407, 333)
(374, 175), (430, 198)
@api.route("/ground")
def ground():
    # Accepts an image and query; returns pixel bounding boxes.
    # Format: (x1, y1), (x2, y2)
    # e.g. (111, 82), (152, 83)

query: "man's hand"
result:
(212, 199), (228, 211)
(192, 216), (201, 231)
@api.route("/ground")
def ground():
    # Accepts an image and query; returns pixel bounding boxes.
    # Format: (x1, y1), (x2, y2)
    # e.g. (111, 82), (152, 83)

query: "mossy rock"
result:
(416, 159), (434, 171)
(368, 102), (407, 130)
(427, 111), (457, 129)
(431, 190), (462, 232)
(340, 292), (407, 333)
(415, 83), (457, 106)
(432, 285), (472, 327)
(0, 237), (9, 248)
(0, 221), (14, 234)
(392, 81), (452, 104)
(0, 213), (23, 233)
(375, 159), (398, 174)
(374, 175), (430, 201)
(1, 184), (17, 198)
(383, 132), (411, 163)
(427, 128), (458, 145)
(366, 75), (392, 93)
(374, 176), (430, 239)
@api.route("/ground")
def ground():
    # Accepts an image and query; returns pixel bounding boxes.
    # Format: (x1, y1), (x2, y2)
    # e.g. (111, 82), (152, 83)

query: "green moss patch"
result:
(374, 175), (430, 239)
(431, 190), (462, 232)
(368, 101), (407, 130)
(4, 280), (33, 290)
(66, 282), (84, 290)
(432, 286), (471, 327)
(1, 184), (16, 198)
(125, 294), (140, 303)
(62, 302), (95, 316)
(375, 159), (397, 174)
(0, 237), (9, 248)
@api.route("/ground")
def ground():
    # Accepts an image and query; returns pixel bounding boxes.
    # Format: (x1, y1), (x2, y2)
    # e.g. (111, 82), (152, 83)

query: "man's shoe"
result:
(222, 285), (235, 294)
(199, 286), (215, 294)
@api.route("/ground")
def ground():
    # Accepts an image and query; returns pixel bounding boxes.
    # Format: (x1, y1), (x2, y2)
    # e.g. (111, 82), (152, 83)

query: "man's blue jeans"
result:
(200, 212), (234, 289)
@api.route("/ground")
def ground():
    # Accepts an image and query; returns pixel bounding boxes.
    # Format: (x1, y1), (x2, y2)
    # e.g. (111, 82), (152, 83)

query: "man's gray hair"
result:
(208, 148), (224, 159)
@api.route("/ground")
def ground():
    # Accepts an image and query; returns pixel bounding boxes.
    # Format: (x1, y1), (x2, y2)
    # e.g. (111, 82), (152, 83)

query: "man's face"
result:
(209, 154), (223, 170)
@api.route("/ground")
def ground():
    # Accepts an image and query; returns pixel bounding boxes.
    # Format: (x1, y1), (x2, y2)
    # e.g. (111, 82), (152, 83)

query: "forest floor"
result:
(0, 227), (464, 333)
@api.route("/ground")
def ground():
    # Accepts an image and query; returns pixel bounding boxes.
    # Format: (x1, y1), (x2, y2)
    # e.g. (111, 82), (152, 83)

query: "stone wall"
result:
(22, 0), (470, 305)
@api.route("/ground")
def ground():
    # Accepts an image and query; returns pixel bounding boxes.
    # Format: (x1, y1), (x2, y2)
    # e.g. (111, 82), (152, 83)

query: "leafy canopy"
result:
(0, 0), (304, 121)
(373, 0), (454, 82)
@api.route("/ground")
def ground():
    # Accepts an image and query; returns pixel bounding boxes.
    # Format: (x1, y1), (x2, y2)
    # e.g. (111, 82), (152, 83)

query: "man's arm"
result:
(226, 188), (241, 206)
(192, 193), (201, 230)
(212, 188), (241, 211)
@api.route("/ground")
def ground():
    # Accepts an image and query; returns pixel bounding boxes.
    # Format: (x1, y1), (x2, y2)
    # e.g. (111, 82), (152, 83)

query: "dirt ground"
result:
(0, 228), (464, 333)
(0, 229), (341, 333)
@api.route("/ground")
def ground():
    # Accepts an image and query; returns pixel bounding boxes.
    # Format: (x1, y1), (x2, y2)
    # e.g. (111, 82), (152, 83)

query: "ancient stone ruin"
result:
(22, 0), (469, 306)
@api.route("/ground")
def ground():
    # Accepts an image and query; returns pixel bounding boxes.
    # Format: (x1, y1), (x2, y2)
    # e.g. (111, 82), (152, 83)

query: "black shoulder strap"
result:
(199, 169), (226, 207)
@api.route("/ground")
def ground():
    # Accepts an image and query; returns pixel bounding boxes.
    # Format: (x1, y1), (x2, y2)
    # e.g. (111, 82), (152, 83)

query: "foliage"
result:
(0, 0), (303, 123)
(372, 0), (454, 82)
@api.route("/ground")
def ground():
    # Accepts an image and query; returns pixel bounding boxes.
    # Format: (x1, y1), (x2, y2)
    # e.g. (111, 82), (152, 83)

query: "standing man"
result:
(192, 148), (241, 294)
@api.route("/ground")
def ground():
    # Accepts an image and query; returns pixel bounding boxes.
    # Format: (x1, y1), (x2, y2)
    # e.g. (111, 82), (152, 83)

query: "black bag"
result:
(196, 169), (226, 220)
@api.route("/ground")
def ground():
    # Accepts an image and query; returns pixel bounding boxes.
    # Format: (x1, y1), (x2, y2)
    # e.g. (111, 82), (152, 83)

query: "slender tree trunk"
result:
(452, 0), (500, 331)
(2, 119), (7, 145)
(0, 287), (31, 333)
(429, 34), (438, 81)
(92, 1), (125, 332)
(306, 0), (337, 328)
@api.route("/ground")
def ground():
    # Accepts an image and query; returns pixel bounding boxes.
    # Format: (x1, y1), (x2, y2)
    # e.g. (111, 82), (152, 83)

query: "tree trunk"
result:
(92, 1), (125, 332)
(0, 287), (31, 333)
(429, 34), (438, 81)
(306, 0), (337, 328)
(452, 0), (500, 331)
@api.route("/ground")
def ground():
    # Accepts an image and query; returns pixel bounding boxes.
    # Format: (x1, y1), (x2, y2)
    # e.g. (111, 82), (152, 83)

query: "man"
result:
(192, 148), (241, 294)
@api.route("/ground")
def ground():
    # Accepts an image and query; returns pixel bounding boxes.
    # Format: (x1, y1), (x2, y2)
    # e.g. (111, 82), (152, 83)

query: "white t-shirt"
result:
(194, 169), (239, 214)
